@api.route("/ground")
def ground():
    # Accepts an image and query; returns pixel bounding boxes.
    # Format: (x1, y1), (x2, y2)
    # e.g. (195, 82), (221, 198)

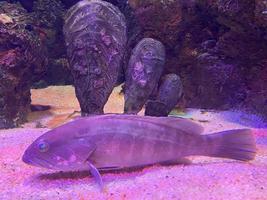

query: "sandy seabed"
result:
(0, 86), (266, 200)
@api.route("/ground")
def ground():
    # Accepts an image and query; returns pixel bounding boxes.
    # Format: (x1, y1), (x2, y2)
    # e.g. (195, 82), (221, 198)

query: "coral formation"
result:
(124, 38), (165, 114)
(63, 0), (127, 115)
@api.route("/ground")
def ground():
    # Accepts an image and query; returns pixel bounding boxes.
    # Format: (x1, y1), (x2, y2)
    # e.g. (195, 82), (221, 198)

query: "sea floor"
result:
(0, 86), (266, 200)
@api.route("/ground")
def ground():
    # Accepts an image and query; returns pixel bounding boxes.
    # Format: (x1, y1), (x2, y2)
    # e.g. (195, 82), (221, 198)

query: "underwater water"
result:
(0, 0), (267, 199)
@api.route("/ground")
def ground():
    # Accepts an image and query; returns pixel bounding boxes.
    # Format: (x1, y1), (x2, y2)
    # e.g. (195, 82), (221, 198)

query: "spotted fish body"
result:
(23, 114), (256, 175)
(124, 38), (165, 114)
(63, 0), (127, 115)
(145, 73), (183, 117)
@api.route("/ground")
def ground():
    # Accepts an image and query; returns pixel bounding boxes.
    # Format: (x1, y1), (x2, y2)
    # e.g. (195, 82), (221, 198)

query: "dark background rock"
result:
(0, 2), (47, 128)
(3, 0), (73, 87)
(128, 0), (267, 119)
(31, 0), (73, 87)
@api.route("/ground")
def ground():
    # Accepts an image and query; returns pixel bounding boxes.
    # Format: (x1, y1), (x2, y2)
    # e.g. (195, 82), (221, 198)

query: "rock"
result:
(0, 13), (14, 24)
(4, 0), (71, 87)
(2, 0), (266, 119)
(128, 0), (182, 47)
(31, 0), (71, 87)
(57, 0), (267, 118)
(64, 0), (127, 115)
(102, 0), (143, 85)
(60, 0), (141, 85)
(128, 0), (184, 73)
(186, 0), (267, 117)
(193, 56), (246, 109)
(0, 2), (47, 128)
(242, 59), (267, 120)
(18, 0), (35, 12)
(60, 0), (80, 8)
(124, 38), (165, 114)
(145, 74), (183, 117)
(255, 0), (267, 28)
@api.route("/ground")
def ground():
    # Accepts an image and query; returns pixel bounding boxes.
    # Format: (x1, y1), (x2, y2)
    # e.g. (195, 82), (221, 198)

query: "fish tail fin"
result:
(204, 129), (256, 161)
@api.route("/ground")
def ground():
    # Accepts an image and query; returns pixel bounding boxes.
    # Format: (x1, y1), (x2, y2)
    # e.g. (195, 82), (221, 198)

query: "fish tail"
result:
(203, 129), (256, 161)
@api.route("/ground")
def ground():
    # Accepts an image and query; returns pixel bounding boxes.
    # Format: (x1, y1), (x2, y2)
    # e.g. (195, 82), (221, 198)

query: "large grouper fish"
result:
(23, 114), (256, 189)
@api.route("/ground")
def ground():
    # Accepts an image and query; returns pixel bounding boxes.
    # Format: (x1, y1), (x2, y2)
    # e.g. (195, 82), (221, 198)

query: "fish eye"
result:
(38, 141), (49, 153)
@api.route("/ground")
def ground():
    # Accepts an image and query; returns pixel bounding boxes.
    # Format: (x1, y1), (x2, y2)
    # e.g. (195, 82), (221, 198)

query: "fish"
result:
(124, 38), (165, 114)
(22, 114), (256, 190)
(145, 73), (183, 117)
(63, 0), (127, 115)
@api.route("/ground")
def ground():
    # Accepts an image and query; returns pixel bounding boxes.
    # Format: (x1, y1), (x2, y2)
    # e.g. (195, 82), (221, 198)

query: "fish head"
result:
(22, 123), (96, 171)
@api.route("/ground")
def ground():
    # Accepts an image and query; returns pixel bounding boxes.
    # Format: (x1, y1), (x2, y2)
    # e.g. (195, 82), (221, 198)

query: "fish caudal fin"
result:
(205, 129), (256, 161)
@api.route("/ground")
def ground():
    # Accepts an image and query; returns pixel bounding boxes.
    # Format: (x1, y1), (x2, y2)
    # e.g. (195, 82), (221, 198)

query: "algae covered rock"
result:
(124, 38), (165, 114)
(31, 0), (72, 87)
(64, 0), (127, 115)
(145, 73), (183, 117)
(0, 2), (47, 128)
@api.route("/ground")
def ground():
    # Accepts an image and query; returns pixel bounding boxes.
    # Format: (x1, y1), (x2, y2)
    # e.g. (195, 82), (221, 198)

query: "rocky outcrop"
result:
(145, 73), (183, 117)
(30, 0), (267, 118)
(64, 0), (127, 115)
(1, 0), (266, 127)
(0, 2), (47, 128)
(128, 0), (267, 118)
(32, 0), (72, 87)
(4, 0), (72, 88)
(124, 38), (165, 114)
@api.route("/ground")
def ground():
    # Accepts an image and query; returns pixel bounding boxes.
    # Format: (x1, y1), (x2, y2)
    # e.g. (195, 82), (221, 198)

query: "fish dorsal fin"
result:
(157, 117), (204, 135)
(110, 114), (204, 135)
(83, 114), (204, 135)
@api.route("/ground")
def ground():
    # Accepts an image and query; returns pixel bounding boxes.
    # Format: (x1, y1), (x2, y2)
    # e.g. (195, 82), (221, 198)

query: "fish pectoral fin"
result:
(88, 161), (104, 191)
(70, 138), (97, 162)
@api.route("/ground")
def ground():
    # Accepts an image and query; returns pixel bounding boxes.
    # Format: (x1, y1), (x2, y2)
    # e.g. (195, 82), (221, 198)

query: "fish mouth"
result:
(22, 152), (55, 169)
(22, 150), (33, 165)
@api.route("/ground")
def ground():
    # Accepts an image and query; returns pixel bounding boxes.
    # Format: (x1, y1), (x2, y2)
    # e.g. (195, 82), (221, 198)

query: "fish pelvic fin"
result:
(88, 162), (104, 191)
(204, 129), (256, 161)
